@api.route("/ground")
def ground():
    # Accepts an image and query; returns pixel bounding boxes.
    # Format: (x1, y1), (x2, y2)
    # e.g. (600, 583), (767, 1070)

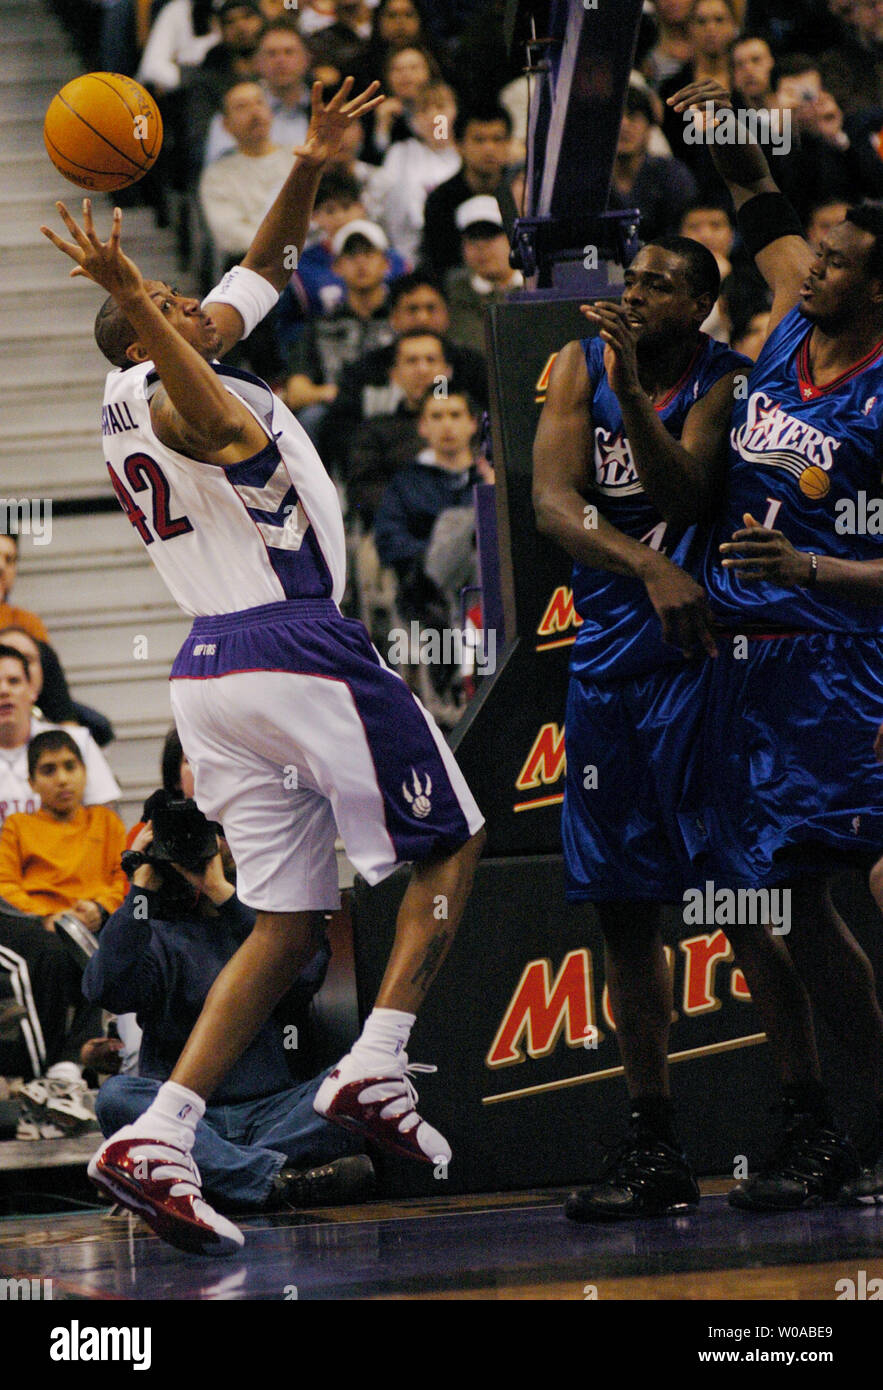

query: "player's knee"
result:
(870, 859), (883, 914)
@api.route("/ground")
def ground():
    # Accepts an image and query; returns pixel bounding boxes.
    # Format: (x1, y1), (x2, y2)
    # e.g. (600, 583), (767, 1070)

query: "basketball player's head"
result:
(621, 237), (720, 346)
(95, 284), (222, 367)
(799, 201), (883, 331)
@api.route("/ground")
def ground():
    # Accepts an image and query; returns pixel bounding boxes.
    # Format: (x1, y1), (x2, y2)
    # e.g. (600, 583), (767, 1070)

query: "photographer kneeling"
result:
(83, 794), (373, 1211)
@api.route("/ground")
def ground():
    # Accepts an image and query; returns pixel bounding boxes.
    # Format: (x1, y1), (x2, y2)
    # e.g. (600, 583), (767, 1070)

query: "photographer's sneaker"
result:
(18, 1074), (97, 1135)
(88, 1128), (244, 1256)
(314, 1054), (451, 1165)
(271, 1154), (376, 1209)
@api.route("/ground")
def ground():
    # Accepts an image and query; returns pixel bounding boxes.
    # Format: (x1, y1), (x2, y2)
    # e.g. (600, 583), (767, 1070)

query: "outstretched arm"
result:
(667, 80), (813, 336)
(207, 77), (383, 355)
(532, 340), (718, 659)
(41, 200), (266, 460)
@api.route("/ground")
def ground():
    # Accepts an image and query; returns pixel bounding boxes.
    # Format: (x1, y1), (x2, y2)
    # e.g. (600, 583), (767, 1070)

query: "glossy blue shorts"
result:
(683, 632), (883, 888)
(562, 662), (706, 903)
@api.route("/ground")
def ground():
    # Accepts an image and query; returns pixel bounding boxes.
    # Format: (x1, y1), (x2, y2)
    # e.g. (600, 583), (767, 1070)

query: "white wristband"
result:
(201, 264), (280, 339)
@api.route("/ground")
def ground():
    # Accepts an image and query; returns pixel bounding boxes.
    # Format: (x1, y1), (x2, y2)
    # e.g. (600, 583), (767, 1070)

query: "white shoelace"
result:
(358, 1063), (438, 1135)
(130, 1141), (203, 1201)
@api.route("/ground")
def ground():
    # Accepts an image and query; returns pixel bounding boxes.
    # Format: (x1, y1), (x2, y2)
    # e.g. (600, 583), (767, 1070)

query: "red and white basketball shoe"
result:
(88, 1129), (244, 1256)
(314, 1054), (451, 1165)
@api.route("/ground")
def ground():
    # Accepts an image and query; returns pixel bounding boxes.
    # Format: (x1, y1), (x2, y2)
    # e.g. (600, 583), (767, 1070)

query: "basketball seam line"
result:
(54, 93), (149, 172)
(44, 127), (138, 179)
(87, 73), (162, 160)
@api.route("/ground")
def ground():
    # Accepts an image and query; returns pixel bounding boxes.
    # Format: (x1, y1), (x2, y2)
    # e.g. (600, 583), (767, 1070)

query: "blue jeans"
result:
(95, 1071), (361, 1209)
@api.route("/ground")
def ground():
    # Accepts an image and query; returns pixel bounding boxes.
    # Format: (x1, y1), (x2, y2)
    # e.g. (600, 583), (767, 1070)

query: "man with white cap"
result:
(445, 196), (523, 354)
(285, 218), (396, 436)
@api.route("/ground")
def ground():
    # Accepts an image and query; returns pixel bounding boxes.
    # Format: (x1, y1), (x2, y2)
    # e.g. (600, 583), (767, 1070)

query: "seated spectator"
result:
(0, 625), (114, 750)
(199, 81), (294, 264)
(276, 170), (408, 342)
(769, 56), (883, 219)
(375, 389), (485, 721)
(361, 44), (440, 162)
(731, 304), (771, 359)
(366, 81), (461, 262)
(204, 15), (312, 166)
(295, 0), (338, 37)
(137, 0), (220, 96)
(421, 106), (516, 278)
(307, 0), (373, 88)
(343, 329), (452, 525)
(353, 0), (430, 91)
(0, 645), (120, 832)
(718, 264), (772, 355)
(199, 80), (295, 380)
(0, 731), (127, 928)
(285, 220), (397, 434)
(609, 84), (698, 242)
(323, 269), (487, 465)
(83, 823), (373, 1212)
(0, 533), (50, 646)
(819, 0), (883, 115)
(806, 196), (851, 250)
(444, 196), (523, 354)
(644, 0), (694, 89)
(679, 199), (736, 338)
(659, 0), (739, 171)
(730, 32), (777, 108)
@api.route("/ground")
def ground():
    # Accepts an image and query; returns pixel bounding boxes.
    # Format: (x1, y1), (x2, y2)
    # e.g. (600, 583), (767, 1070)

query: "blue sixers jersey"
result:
(700, 306), (883, 631)
(570, 332), (750, 681)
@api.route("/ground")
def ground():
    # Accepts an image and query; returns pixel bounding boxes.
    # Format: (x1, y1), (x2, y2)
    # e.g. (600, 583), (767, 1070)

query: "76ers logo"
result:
(594, 428), (642, 497)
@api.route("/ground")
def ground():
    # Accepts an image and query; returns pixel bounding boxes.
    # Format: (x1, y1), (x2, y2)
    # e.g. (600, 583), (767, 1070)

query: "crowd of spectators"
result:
(12, 0), (883, 1158)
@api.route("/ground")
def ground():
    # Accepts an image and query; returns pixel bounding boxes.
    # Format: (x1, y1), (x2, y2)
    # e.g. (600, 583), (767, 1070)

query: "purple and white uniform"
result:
(102, 358), (483, 911)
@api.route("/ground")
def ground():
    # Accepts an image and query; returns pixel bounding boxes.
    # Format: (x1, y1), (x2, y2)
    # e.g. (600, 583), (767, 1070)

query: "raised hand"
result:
(666, 77), (733, 125)
(581, 301), (641, 401)
(294, 77), (385, 168)
(40, 199), (144, 300)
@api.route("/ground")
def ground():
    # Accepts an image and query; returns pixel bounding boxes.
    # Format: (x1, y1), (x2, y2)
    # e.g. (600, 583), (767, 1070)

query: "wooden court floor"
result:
(0, 1180), (881, 1301)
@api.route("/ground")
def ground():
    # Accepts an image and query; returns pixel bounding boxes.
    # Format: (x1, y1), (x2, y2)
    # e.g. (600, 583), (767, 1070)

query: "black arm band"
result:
(737, 192), (804, 260)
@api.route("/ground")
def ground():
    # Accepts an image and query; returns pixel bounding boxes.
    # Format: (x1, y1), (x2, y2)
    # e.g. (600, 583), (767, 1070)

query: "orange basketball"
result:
(798, 465), (831, 500)
(44, 73), (163, 192)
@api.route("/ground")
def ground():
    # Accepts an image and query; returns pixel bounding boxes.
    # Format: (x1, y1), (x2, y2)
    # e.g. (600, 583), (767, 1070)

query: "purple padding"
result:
(474, 483), (503, 648)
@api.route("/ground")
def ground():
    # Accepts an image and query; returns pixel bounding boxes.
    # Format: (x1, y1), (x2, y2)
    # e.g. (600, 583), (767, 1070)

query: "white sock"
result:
(127, 1081), (205, 1152)
(349, 1008), (416, 1073)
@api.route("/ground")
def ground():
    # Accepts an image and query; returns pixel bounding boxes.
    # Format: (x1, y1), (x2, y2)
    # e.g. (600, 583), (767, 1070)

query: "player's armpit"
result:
(150, 384), (268, 465)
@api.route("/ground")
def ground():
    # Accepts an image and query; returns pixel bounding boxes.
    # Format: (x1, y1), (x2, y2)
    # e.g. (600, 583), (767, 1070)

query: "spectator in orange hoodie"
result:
(0, 729), (127, 930)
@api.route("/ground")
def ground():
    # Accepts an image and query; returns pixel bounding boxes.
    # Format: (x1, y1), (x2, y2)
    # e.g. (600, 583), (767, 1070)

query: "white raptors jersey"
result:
(101, 360), (346, 616)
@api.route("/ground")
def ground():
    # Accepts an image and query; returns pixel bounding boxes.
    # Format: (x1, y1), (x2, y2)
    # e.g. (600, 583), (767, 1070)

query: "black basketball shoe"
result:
(565, 1126), (700, 1222)
(729, 1104), (861, 1212)
(269, 1154), (376, 1210)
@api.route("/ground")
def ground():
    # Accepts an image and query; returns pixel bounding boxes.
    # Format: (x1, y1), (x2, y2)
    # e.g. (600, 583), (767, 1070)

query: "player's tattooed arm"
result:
(150, 382), (268, 465)
(533, 341), (718, 659)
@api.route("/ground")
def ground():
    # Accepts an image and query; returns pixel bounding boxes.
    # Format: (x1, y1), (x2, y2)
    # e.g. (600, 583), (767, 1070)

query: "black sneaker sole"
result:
(565, 1193), (700, 1223)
